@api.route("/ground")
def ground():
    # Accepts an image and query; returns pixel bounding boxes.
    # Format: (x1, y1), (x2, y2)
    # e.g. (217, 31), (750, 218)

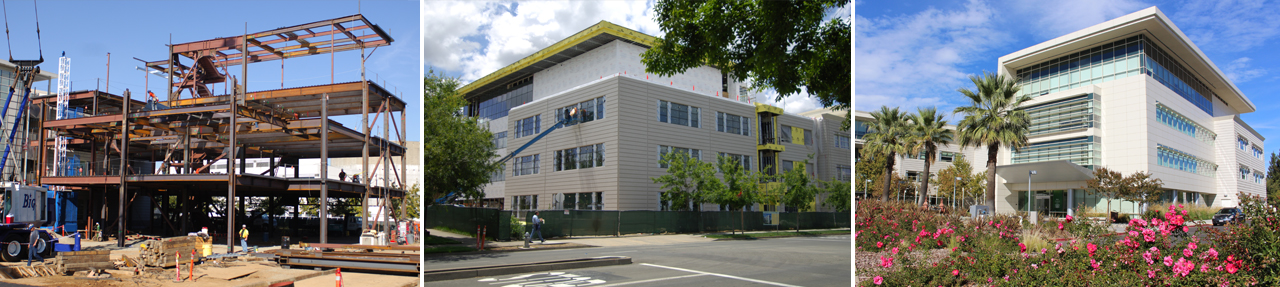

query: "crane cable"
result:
(1, 0), (43, 62)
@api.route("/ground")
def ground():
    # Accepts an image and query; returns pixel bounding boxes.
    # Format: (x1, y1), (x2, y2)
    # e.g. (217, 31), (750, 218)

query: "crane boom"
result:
(434, 108), (583, 205)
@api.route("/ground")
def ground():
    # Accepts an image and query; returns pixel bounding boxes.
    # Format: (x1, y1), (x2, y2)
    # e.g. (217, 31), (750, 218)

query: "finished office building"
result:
(459, 21), (851, 212)
(984, 7), (1265, 215)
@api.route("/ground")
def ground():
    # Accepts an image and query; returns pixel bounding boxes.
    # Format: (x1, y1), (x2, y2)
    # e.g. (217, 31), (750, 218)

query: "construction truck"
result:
(0, 183), (56, 262)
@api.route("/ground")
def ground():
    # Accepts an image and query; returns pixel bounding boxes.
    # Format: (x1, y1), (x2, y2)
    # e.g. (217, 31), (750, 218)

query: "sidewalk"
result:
(427, 227), (849, 249)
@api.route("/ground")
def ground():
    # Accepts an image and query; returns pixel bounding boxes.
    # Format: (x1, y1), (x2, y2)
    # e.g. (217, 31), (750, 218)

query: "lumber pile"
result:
(54, 250), (114, 274)
(2, 265), (62, 278)
(139, 235), (210, 268)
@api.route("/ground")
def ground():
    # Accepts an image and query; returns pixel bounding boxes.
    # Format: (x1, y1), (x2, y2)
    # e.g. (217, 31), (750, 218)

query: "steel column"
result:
(360, 44), (369, 233)
(320, 93), (329, 243)
(228, 25), (246, 254)
(117, 90), (130, 247)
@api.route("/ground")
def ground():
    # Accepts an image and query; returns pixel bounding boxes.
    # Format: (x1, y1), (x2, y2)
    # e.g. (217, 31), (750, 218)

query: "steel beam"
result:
(320, 93), (329, 243)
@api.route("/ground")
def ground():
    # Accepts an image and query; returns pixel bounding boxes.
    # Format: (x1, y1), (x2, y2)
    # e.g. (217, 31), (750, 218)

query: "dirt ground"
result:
(1, 239), (421, 287)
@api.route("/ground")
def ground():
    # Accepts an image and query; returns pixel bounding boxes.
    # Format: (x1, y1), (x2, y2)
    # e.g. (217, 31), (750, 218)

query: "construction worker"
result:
(339, 169), (347, 181)
(27, 224), (42, 266)
(239, 225), (250, 253)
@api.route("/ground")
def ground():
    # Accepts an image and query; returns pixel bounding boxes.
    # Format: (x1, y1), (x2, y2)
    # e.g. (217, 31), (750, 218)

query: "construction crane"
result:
(0, 0), (57, 262)
(433, 107), (585, 205)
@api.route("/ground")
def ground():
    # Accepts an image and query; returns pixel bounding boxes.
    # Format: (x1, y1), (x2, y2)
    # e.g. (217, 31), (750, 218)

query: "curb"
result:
(424, 244), (597, 257)
(709, 232), (851, 241)
(423, 256), (632, 282)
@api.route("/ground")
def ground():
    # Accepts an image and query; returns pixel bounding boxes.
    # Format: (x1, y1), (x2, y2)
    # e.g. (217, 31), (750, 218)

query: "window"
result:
(804, 129), (813, 145)
(1156, 144), (1216, 177)
(512, 195), (538, 211)
(941, 152), (956, 162)
(556, 143), (605, 171)
(780, 125), (792, 143)
(837, 165), (851, 181)
(907, 171), (920, 182)
(658, 100), (700, 128)
(1254, 170), (1265, 184)
(514, 115), (541, 138)
(836, 135), (851, 149)
(1240, 166), (1250, 180)
(513, 154), (540, 176)
(555, 96), (605, 126)
(556, 192), (604, 210)
(716, 112), (752, 136)
(474, 84), (533, 120)
(659, 145), (702, 168)
(492, 131), (507, 149)
(490, 164), (506, 182)
(782, 160), (794, 172)
(1253, 145), (1264, 159)
(1155, 103), (1214, 144)
(717, 152), (753, 172)
(1239, 136), (1248, 151)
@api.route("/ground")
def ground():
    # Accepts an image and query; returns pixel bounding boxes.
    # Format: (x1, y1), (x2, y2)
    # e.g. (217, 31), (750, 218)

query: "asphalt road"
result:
(425, 235), (852, 287)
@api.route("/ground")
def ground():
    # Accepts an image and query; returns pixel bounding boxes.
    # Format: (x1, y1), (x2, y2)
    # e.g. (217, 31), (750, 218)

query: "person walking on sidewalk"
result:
(531, 211), (545, 244)
(239, 225), (250, 253)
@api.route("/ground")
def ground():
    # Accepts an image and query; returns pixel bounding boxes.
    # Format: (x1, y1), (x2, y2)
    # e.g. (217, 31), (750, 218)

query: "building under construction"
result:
(31, 14), (409, 249)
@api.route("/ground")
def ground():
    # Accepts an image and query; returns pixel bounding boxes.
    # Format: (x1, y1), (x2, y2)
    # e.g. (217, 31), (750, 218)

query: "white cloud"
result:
(1006, 0), (1150, 41)
(1171, 0), (1280, 52)
(1224, 57), (1268, 83)
(854, 0), (1006, 114)
(422, 1), (660, 82)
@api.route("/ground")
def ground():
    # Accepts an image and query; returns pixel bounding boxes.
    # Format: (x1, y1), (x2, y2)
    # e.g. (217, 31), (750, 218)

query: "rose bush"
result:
(859, 198), (1275, 286)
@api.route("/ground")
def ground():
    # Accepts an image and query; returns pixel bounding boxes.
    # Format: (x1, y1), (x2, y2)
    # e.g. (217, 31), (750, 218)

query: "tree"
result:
(389, 183), (422, 221)
(863, 106), (909, 202)
(423, 68), (500, 205)
(854, 150), (886, 198)
(652, 151), (719, 211)
(711, 154), (761, 234)
(1086, 167), (1163, 218)
(932, 155), (983, 207)
(954, 72), (1031, 213)
(908, 107), (953, 207)
(1268, 151), (1280, 204)
(779, 159), (818, 232)
(820, 179), (851, 212)
(642, 0), (851, 130)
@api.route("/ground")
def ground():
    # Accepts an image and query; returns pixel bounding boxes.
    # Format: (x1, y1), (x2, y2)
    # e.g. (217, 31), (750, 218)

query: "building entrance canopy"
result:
(996, 160), (1094, 183)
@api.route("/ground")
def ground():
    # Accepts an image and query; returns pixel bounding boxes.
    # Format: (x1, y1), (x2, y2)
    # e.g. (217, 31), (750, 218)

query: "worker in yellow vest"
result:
(239, 225), (250, 253)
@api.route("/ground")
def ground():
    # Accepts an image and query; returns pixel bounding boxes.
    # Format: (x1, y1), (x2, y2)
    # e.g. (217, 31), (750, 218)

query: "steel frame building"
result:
(33, 14), (409, 248)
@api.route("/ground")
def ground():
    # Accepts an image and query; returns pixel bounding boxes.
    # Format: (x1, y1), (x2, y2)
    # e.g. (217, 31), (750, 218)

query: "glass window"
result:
(596, 96), (605, 120)
(579, 99), (596, 123)
(579, 145), (595, 168)
(804, 129), (813, 145)
(691, 107), (700, 128)
(659, 101), (668, 123)
(780, 125), (792, 143)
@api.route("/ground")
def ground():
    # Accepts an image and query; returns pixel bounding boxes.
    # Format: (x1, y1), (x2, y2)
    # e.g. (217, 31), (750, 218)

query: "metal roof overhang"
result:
(998, 7), (1255, 113)
(40, 174), (404, 198)
(996, 161), (1095, 184)
(458, 21), (658, 102)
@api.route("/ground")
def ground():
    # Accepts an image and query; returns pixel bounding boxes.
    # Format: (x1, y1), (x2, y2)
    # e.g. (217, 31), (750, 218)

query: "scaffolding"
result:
(33, 14), (408, 249)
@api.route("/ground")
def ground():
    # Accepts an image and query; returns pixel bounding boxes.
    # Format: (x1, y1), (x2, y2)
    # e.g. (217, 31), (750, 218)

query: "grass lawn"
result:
(704, 230), (850, 239)
(424, 235), (462, 245)
(423, 246), (477, 254)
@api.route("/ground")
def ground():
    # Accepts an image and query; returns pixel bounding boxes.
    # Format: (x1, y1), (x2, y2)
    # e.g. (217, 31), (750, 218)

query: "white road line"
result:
(639, 263), (804, 287)
(592, 274), (707, 287)
(605, 250), (638, 254)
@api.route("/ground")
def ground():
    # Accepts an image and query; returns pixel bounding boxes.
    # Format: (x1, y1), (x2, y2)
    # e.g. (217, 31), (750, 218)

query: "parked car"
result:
(1212, 208), (1246, 226)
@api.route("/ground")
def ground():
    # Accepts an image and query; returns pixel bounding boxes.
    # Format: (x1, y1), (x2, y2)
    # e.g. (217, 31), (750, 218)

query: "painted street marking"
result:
(477, 272), (606, 287)
(593, 274), (706, 287)
(639, 263), (804, 287)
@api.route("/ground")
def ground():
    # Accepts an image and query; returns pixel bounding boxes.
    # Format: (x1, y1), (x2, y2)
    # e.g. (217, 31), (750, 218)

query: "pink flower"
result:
(877, 241), (884, 248)
(1204, 248), (1219, 260)
(1148, 269), (1157, 278)
(1188, 241), (1198, 250)
(987, 278), (993, 283)
(1058, 222), (1064, 230)
(1087, 243), (1097, 257)
(1130, 218), (1147, 227)
(1201, 263), (1210, 273)
(1066, 214), (1074, 223)
(1090, 259), (1100, 270)
(891, 247), (899, 255)
(1142, 228), (1156, 242)
(880, 256), (894, 268)
(873, 276), (884, 285)
(1143, 251), (1155, 265)
(952, 269), (960, 276)
(1183, 248), (1194, 258)
(1150, 246), (1160, 254)
(1019, 243), (1027, 253)
(1164, 256), (1174, 267)
(1174, 258), (1193, 277)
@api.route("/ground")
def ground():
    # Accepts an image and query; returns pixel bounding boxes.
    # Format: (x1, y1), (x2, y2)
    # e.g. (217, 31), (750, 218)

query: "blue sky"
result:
(422, 1), (849, 115)
(3, 0), (419, 140)
(855, 0), (1280, 150)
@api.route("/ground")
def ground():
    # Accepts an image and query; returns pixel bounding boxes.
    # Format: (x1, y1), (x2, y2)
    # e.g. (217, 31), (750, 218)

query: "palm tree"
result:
(954, 72), (1032, 213)
(909, 107), (953, 207)
(863, 106), (909, 202)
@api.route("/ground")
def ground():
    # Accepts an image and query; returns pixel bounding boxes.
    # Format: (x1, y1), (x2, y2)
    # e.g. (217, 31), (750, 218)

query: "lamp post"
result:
(954, 177), (961, 210)
(864, 179), (870, 199)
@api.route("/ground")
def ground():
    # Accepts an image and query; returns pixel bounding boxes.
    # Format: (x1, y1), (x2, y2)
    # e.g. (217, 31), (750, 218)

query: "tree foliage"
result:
(642, 0), (851, 129)
(931, 155), (985, 204)
(954, 72), (1031, 213)
(1085, 167), (1164, 215)
(863, 106), (909, 201)
(907, 107), (953, 206)
(779, 159), (818, 214)
(422, 68), (500, 205)
(820, 178), (851, 212)
(652, 151), (718, 211)
(1268, 151), (1280, 203)
(389, 183), (422, 220)
(854, 150), (885, 197)
(709, 154), (758, 212)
